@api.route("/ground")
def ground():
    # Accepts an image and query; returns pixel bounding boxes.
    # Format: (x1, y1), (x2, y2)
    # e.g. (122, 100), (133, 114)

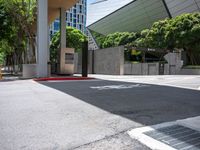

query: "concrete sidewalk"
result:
(0, 80), (148, 150)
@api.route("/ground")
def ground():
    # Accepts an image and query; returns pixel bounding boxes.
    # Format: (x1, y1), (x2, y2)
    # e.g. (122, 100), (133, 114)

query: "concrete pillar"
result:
(60, 7), (66, 48)
(37, 0), (49, 77)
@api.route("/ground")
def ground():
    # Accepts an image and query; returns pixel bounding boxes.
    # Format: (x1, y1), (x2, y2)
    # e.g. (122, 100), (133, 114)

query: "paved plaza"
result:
(0, 75), (200, 150)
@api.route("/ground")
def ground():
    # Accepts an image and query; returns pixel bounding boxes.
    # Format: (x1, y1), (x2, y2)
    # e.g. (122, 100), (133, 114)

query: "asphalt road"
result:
(0, 77), (200, 150)
(42, 79), (200, 125)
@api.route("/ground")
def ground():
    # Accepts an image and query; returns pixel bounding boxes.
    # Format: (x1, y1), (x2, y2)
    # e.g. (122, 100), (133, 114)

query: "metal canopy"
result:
(88, 0), (169, 35)
(87, 0), (200, 35)
(87, 0), (133, 26)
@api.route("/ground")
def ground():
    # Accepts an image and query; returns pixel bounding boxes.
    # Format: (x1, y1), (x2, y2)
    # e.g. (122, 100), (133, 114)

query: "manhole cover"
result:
(144, 125), (200, 150)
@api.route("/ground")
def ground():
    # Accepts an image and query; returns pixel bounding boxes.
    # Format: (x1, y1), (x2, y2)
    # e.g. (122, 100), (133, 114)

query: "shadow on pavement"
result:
(39, 80), (200, 126)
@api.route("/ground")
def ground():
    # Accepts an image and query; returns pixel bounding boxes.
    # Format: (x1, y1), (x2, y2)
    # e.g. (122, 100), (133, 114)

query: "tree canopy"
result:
(135, 13), (200, 64)
(166, 13), (200, 64)
(0, 0), (37, 68)
(50, 26), (87, 63)
(102, 32), (139, 48)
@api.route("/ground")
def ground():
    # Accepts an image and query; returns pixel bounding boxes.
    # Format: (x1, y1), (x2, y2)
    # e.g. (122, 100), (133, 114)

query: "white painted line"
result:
(90, 84), (149, 90)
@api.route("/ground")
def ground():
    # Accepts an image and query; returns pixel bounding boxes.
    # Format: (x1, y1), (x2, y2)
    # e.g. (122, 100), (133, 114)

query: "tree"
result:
(135, 13), (200, 65)
(0, 0), (37, 73)
(165, 13), (200, 65)
(0, 52), (4, 65)
(50, 26), (87, 63)
(0, 0), (20, 69)
(135, 19), (173, 50)
(0, 0), (14, 41)
(102, 32), (138, 48)
(3, 0), (37, 64)
(134, 29), (150, 48)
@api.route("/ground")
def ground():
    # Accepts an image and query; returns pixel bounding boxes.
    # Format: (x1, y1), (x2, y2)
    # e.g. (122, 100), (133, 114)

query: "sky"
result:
(87, 0), (96, 5)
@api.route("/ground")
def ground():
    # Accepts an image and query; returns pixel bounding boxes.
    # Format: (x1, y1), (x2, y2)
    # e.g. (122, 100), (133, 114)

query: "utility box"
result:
(59, 48), (75, 75)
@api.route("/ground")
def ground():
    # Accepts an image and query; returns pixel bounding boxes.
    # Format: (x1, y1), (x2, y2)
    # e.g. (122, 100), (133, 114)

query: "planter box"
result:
(22, 64), (37, 78)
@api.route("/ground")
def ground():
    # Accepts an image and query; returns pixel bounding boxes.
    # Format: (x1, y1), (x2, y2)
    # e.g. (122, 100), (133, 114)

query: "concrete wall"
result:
(179, 69), (200, 75)
(74, 46), (124, 75)
(74, 53), (82, 74)
(74, 49), (191, 76)
(124, 52), (183, 75)
(93, 46), (124, 75)
(124, 63), (159, 75)
(74, 53), (79, 73)
(23, 64), (37, 78)
(164, 52), (183, 75)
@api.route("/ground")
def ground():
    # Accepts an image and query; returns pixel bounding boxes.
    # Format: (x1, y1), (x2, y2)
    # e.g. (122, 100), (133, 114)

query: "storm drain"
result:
(144, 125), (200, 150)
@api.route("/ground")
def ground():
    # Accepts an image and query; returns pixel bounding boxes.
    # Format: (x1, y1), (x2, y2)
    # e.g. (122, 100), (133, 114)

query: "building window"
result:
(80, 5), (82, 13)
(54, 22), (59, 31)
(82, 15), (84, 23)
(50, 0), (86, 34)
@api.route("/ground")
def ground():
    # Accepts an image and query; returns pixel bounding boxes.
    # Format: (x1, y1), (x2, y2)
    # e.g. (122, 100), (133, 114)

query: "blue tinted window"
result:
(54, 22), (60, 31)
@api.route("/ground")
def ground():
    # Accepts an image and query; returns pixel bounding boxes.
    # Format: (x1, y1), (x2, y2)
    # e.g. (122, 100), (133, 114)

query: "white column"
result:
(60, 7), (66, 48)
(37, 0), (49, 77)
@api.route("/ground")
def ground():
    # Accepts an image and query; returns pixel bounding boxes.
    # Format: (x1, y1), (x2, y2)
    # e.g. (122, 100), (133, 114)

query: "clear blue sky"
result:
(87, 0), (96, 5)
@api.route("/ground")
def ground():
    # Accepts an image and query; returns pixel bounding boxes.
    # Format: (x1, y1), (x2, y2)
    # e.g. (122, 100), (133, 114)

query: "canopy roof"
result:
(87, 0), (200, 35)
(48, 0), (78, 23)
(87, 0), (169, 35)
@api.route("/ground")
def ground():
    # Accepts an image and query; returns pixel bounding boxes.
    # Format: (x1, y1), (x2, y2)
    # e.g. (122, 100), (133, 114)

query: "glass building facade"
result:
(50, 0), (87, 36)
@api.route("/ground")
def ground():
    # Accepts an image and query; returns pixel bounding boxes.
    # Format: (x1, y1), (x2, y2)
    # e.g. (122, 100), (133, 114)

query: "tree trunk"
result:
(187, 49), (198, 65)
(27, 37), (36, 64)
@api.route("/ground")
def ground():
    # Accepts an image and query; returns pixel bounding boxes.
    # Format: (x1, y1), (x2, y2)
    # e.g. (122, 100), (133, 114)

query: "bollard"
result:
(82, 40), (88, 77)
